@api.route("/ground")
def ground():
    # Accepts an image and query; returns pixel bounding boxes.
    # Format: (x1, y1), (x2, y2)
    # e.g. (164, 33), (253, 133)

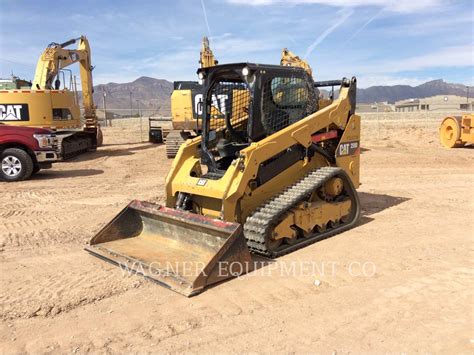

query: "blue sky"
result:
(0, 0), (472, 88)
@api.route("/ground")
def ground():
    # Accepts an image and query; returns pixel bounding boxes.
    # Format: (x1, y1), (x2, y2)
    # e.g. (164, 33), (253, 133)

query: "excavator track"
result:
(244, 166), (361, 258)
(166, 131), (189, 158)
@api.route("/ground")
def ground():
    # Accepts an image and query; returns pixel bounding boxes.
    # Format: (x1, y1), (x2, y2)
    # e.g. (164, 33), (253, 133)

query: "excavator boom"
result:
(32, 36), (97, 130)
(280, 48), (312, 77)
(199, 36), (218, 68)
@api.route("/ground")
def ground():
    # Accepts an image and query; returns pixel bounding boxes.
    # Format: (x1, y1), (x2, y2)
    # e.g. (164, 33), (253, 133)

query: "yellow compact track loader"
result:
(87, 63), (361, 296)
(439, 113), (474, 148)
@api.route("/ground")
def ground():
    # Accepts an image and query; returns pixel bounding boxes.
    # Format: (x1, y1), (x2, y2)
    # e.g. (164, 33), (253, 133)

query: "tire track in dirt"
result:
(0, 216), (113, 259)
(1, 117), (472, 353)
(0, 208), (49, 218)
(160, 268), (473, 352)
(1, 190), (65, 202)
(0, 251), (141, 320)
(1, 214), (76, 231)
(1, 227), (85, 251)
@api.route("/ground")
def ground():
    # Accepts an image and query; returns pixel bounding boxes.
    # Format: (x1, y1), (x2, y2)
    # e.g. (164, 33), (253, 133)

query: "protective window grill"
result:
(207, 80), (251, 146)
(261, 76), (314, 135)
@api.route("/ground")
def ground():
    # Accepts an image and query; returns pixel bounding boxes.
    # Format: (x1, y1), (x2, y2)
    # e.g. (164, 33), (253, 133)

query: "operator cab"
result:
(198, 63), (318, 175)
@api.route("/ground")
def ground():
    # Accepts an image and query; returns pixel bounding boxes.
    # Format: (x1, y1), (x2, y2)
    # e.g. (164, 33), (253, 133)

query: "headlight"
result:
(198, 72), (205, 80)
(242, 67), (249, 76)
(33, 134), (56, 148)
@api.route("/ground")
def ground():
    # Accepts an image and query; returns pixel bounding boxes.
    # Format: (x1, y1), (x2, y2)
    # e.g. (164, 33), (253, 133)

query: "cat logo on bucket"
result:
(0, 104), (30, 121)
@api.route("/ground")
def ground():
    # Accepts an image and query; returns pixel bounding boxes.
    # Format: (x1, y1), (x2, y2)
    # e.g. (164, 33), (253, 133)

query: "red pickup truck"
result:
(0, 123), (59, 182)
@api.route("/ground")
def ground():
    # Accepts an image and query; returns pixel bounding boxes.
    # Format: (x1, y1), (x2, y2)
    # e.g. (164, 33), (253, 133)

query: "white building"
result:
(395, 95), (473, 112)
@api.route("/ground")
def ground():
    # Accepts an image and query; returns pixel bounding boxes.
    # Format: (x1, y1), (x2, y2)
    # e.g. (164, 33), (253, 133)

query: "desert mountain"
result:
(357, 79), (469, 103)
(86, 77), (470, 116)
(92, 76), (173, 116)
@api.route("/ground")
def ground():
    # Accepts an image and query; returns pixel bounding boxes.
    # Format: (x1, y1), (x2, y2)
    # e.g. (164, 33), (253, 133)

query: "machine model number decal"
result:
(197, 178), (207, 186)
(337, 141), (359, 157)
(0, 104), (30, 121)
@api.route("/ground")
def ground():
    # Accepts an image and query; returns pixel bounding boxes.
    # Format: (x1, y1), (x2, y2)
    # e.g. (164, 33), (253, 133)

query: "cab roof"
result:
(197, 62), (307, 75)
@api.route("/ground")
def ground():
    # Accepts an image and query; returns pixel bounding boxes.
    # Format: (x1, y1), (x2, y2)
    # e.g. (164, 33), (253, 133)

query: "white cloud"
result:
(200, 0), (212, 37)
(212, 36), (279, 54)
(382, 12), (474, 37)
(360, 44), (474, 74)
(227, 0), (443, 12)
(304, 7), (353, 58)
(339, 7), (385, 45)
(357, 75), (435, 88)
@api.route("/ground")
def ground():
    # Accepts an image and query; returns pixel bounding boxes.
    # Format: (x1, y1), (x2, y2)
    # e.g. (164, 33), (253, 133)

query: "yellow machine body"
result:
(88, 63), (361, 296)
(0, 89), (81, 129)
(439, 113), (474, 148)
(166, 85), (360, 222)
(170, 89), (200, 131)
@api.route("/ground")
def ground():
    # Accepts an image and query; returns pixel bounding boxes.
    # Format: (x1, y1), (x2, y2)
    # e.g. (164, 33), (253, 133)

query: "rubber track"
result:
(243, 166), (361, 257)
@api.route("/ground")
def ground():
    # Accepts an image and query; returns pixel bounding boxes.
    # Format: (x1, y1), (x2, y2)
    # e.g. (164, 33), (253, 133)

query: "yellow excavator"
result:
(87, 59), (361, 296)
(0, 36), (102, 158)
(156, 37), (219, 158)
(439, 113), (473, 148)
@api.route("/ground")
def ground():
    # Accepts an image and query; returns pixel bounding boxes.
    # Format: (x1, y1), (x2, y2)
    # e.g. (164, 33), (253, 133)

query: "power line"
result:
(0, 57), (33, 66)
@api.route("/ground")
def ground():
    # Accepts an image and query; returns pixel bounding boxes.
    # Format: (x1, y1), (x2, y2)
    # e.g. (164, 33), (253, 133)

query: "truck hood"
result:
(0, 123), (53, 135)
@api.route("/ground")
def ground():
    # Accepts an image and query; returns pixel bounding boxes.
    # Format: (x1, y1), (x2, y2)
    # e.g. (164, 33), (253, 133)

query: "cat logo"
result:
(337, 141), (360, 157)
(197, 178), (207, 186)
(194, 94), (229, 116)
(69, 52), (79, 62)
(0, 104), (30, 121)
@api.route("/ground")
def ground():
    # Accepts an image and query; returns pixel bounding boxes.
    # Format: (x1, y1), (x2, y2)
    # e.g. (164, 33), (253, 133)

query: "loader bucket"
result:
(85, 200), (253, 296)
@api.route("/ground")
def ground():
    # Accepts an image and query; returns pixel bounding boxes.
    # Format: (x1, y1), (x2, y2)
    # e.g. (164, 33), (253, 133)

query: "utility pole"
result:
(103, 90), (109, 127)
(129, 91), (133, 118)
(375, 102), (380, 138)
(467, 86), (470, 108)
(137, 99), (142, 142)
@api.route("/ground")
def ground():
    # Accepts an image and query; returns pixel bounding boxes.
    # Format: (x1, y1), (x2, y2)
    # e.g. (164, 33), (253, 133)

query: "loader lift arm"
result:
(32, 36), (97, 131)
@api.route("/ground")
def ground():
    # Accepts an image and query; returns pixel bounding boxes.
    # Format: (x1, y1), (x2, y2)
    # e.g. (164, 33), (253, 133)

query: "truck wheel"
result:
(0, 148), (34, 182)
(32, 165), (41, 175)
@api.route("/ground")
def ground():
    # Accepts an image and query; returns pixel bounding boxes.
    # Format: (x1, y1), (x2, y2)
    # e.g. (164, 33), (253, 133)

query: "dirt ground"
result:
(1, 112), (473, 353)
